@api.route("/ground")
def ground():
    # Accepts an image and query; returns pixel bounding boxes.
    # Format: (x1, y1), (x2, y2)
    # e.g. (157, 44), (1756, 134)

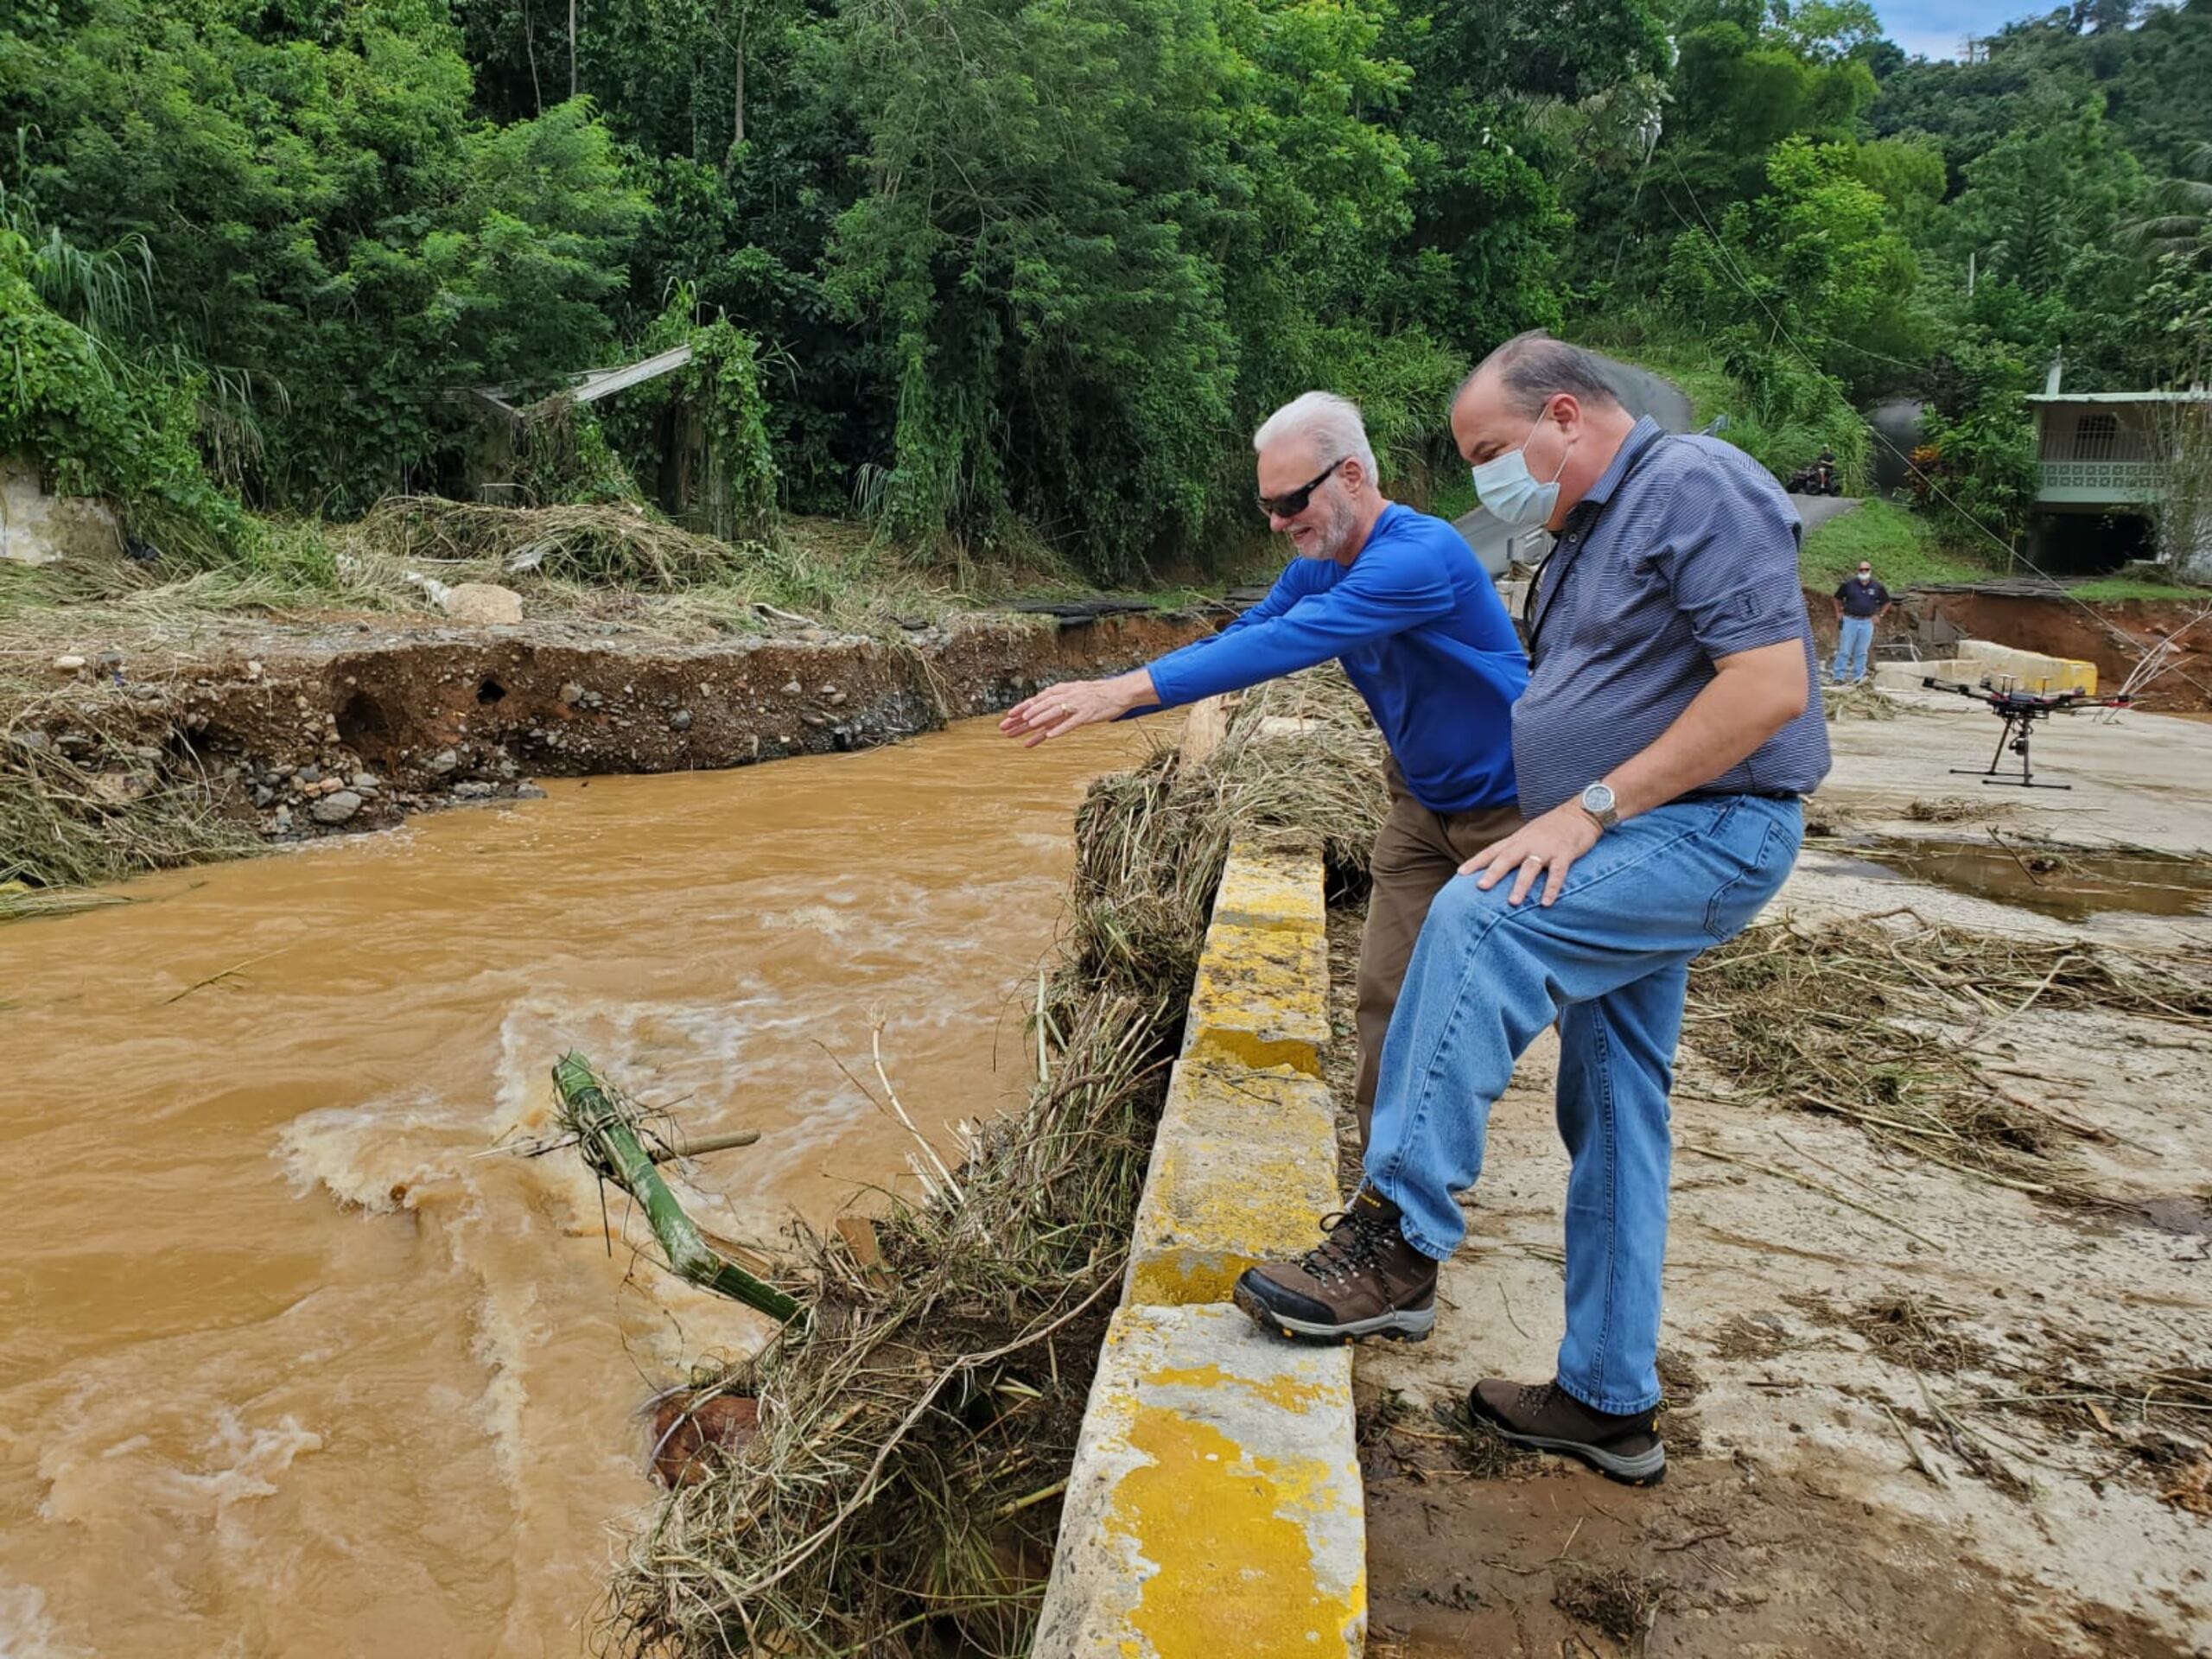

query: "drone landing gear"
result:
(1952, 711), (2072, 789)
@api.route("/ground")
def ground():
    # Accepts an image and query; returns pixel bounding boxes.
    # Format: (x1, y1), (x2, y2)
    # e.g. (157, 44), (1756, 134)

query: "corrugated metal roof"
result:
(474, 342), (697, 416)
(2027, 390), (2212, 404)
(571, 342), (695, 404)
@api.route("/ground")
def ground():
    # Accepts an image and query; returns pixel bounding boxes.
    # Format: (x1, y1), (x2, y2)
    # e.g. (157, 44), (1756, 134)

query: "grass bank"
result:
(0, 503), (1061, 643)
(0, 495), (1280, 652)
(1799, 502), (2209, 600)
(1800, 499), (1999, 590)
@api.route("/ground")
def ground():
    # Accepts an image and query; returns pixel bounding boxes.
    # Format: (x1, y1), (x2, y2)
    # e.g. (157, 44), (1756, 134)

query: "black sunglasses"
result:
(1257, 456), (1346, 519)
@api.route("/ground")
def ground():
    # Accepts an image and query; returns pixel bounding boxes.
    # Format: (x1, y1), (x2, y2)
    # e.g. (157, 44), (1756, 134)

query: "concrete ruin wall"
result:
(0, 458), (121, 567)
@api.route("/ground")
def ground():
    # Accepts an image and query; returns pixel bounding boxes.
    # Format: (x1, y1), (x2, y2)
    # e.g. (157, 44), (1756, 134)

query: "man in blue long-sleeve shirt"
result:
(1001, 391), (1529, 1143)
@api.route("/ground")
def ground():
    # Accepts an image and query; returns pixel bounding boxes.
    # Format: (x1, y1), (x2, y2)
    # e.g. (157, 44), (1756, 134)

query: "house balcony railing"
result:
(2035, 459), (2166, 506)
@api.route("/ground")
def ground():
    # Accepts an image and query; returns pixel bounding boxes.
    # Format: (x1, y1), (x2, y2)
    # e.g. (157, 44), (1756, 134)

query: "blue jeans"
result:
(1365, 795), (1802, 1414)
(1831, 615), (1874, 682)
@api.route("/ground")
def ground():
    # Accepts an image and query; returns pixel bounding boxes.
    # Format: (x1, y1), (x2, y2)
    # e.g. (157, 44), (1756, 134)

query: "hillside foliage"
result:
(3, 0), (2209, 577)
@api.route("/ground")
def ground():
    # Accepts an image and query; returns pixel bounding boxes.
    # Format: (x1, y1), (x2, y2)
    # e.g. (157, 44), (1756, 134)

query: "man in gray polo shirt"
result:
(1236, 333), (1830, 1486)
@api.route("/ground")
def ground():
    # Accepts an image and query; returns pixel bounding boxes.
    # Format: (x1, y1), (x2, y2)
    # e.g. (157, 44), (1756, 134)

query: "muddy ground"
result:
(0, 608), (1206, 847)
(1346, 692), (2212, 1657)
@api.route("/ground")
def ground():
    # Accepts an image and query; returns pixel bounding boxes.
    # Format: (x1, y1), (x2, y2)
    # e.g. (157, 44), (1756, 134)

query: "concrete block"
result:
(1874, 656), (1974, 691)
(1035, 1302), (1365, 1659)
(1875, 653), (2097, 696)
(438, 581), (525, 626)
(1, 458), (121, 566)
(1124, 1061), (1339, 1306)
(1209, 839), (1326, 935)
(1179, 695), (1231, 766)
(1182, 920), (1330, 1077)
(1955, 639), (2096, 695)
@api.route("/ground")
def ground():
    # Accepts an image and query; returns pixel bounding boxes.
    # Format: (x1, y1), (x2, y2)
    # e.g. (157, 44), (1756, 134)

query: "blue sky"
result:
(1875, 0), (2034, 60)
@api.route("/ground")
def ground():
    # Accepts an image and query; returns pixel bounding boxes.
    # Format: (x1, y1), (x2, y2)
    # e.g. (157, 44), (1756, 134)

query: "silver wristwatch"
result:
(1579, 781), (1619, 830)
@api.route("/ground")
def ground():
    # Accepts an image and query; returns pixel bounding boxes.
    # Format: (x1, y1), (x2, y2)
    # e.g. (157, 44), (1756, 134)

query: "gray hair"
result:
(1252, 391), (1377, 479)
(1458, 331), (1622, 419)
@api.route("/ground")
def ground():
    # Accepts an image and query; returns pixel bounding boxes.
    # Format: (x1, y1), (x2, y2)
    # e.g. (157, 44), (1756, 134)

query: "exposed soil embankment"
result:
(1802, 588), (2212, 710)
(3, 611), (1208, 850)
(1925, 592), (2211, 708)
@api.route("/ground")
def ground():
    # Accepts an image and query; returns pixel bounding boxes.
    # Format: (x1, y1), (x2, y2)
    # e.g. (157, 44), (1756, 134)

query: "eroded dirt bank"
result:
(1802, 588), (2212, 712)
(3, 611), (1207, 845)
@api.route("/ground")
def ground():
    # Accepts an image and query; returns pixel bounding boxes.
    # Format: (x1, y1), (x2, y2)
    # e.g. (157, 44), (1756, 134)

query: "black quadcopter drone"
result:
(1922, 676), (2133, 790)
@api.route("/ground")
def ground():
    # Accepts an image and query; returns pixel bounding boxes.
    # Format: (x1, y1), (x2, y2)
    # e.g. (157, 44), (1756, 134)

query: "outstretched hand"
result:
(1457, 799), (1603, 907)
(1000, 672), (1150, 747)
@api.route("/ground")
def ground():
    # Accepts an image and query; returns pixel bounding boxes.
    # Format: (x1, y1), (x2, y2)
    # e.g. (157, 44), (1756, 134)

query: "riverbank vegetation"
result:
(607, 671), (1382, 1656)
(3, 0), (2211, 597)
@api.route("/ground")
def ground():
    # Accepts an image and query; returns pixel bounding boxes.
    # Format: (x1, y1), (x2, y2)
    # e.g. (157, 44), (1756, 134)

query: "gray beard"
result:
(1299, 496), (1357, 562)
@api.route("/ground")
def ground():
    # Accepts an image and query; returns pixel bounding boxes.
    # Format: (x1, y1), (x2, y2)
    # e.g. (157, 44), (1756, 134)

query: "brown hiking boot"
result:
(1232, 1186), (1437, 1343)
(1467, 1378), (1666, 1485)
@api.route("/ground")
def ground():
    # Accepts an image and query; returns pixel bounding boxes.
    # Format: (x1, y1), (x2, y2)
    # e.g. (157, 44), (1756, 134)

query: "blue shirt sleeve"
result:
(1146, 537), (1457, 709)
(1658, 459), (1808, 661)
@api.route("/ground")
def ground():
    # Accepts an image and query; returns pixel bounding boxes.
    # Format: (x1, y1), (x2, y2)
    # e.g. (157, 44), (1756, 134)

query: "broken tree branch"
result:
(551, 1052), (801, 1325)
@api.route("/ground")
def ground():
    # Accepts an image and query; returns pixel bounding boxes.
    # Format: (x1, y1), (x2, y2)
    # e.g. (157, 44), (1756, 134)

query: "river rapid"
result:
(0, 717), (1155, 1658)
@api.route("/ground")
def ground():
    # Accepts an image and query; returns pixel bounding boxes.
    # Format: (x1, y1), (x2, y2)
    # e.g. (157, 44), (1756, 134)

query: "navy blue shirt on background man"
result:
(1831, 563), (1893, 683)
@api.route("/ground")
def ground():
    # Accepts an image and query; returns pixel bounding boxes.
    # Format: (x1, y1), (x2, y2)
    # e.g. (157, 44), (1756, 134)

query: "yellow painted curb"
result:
(1182, 922), (1331, 1077)
(1045, 837), (1361, 1655)
(1033, 1303), (1365, 1659)
(1124, 1061), (1338, 1306)
(1208, 836), (1328, 934)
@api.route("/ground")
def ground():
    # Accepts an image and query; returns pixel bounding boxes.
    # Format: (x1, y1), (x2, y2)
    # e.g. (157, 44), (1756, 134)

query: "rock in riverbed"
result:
(309, 790), (363, 825)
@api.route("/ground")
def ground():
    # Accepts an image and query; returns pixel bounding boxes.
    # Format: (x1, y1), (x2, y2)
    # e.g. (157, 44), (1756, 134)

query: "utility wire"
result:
(1656, 155), (2106, 605)
(1655, 157), (2212, 696)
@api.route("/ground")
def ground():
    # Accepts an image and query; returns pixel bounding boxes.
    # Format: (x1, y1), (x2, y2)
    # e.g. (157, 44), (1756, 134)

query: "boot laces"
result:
(1515, 1382), (1560, 1416)
(1296, 1206), (1394, 1285)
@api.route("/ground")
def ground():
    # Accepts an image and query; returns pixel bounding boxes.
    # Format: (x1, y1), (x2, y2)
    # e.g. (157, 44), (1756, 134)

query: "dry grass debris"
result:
(1441, 1401), (1544, 1480)
(1822, 680), (1916, 721)
(344, 496), (759, 590)
(2159, 1451), (2212, 1516)
(1904, 796), (2012, 824)
(1686, 915), (2212, 1198)
(1552, 1565), (1664, 1643)
(0, 692), (257, 899)
(1846, 1294), (1995, 1374)
(600, 668), (1384, 1658)
(1710, 1313), (1793, 1361)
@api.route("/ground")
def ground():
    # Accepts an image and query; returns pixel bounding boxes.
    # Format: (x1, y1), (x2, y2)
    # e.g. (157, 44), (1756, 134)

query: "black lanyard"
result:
(1520, 430), (1666, 670)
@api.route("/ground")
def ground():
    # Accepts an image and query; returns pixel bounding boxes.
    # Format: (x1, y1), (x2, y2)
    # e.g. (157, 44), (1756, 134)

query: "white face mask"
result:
(1857, 570), (1872, 582)
(1471, 404), (1573, 530)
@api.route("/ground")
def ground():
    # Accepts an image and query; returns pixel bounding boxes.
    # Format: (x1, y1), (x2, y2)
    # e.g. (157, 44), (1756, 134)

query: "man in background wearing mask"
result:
(1831, 559), (1892, 683)
(1236, 334), (1830, 1488)
(1001, 390), (1529, 1147)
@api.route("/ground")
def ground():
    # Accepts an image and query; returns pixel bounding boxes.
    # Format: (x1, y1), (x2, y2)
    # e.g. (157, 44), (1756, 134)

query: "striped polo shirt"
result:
(1512, 417), (1830, 817)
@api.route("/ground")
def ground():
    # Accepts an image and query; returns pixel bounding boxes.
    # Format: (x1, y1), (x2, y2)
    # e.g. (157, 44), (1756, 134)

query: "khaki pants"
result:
(1354, 765), (1522, 1148)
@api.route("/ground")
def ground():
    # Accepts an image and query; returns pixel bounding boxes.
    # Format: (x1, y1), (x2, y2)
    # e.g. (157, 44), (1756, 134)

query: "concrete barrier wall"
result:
(1037, 840), (1365, 1658)
(1873, 645), (2098, 696)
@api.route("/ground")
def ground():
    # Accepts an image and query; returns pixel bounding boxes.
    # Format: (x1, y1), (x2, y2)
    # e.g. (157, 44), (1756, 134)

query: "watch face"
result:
(1582, 783), (1613, 810)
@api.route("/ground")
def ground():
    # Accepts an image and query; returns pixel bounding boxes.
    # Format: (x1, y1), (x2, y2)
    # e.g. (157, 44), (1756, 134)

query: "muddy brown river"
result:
(0, 717), (1156, 1657)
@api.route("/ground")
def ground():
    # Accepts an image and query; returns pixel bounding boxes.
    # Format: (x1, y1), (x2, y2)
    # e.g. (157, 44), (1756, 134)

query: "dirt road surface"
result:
(1348, 692), (2212, 1657)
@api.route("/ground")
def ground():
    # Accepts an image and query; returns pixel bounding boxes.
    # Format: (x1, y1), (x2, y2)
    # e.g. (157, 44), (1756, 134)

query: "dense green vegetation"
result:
(3, 0), (2210, 587)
